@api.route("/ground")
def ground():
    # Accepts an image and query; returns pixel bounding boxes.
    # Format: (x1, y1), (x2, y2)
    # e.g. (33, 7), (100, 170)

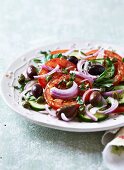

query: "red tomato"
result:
(50, 49), (68, 55)
(104, 50), (122, 61)
(44, 74), (92, 109)
(38, 58), (76, 88)
(113, 106), (124, 114)
(44, 75), (79, 109)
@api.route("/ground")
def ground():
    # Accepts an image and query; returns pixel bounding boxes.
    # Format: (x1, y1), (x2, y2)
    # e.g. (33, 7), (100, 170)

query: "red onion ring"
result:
(70, 71), (94, 83)
(50, 81), (78, 99)
(24, 80), (36, 90)
(33, 65), (60, 79)
(61, 113), (72, 122)
(82, 88), (101, 103)
(85, 104), (98, 121)
(45, 104), (56, 117)
(41, 64), (53, 71)
(102, 90), (124, 97)
(98, 97), (118, 114)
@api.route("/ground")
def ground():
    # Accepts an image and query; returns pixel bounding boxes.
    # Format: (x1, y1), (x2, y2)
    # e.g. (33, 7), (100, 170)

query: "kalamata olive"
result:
(31, 84), (43, 98)
(88, 65), (105, 75)
(27, 65), (37, 79)
(89, 91), (107, 107)
(67, 56), (78, 65)
(56, 105), (78, 120)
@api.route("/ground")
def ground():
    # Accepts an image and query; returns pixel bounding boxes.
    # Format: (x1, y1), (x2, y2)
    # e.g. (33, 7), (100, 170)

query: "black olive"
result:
(27, 65), (37, 79)
(56, 105), (78, 120)
(67, 56), (78, 65)
(31, 84), (43, 98)
(89, 91), (107, 107)
(88, 65), (105, 75)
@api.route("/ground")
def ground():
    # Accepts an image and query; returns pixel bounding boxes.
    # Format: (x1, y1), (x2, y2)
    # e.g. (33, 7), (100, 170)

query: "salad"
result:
(15, 48), (124, 122)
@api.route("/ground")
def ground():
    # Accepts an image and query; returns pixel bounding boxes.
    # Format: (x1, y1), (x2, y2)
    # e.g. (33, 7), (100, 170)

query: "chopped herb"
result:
(40, 51), (48, 56)
(33, 58), (42, 63)
(80, 82), (85, 90)
(69, 73), (75, 81)
(76, 96), (83, 105)
(62, 68), (68, 74)
(14, 84), (25, 92)
(79, 105), (85, 112)
(122, 58), (124, 62)
(81, 51), (87, 56)
(58, 79), (67, 85)
(46, 75), (52, 82)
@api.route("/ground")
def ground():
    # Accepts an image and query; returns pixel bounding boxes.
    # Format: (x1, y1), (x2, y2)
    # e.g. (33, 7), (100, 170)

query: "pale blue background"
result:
(0, 0), (124, 170)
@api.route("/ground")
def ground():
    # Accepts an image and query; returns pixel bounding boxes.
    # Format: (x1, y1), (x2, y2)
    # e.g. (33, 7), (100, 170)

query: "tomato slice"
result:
(38, 58), (76, 88)
(85, 49), (98, 60)
(113, 106), (124, 114)
(50, 49), (68, 55)
(104, 50), (122, 61)
(86, 49), (124, 85)
(44, 75), (78, 109)
(44, 74), (92, 109)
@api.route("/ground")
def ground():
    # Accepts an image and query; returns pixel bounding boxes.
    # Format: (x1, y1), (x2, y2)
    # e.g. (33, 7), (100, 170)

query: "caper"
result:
(66, 81), (73, 88)
(36, 96), (45, 103)
(22, 101), (30, 109)
(18, 74), (25, 84)
(46, 75), (52, 82)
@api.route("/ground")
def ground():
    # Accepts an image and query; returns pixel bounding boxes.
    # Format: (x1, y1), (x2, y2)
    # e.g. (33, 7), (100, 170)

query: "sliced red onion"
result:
(50, 81), (78, 99)
(63, 48), (75, 56)
(33, 65), (60, 79)
(61, 113), (72, 122)
(77, 59), (85, 72)
(82, 88), (101, 103)
(24, 80), (36, 90)
(41, 64), (53, 71)
(96, 48), (104, 59)
(70, 70), (94, 83)
(77, 60), (98, 80)
(102, 90), (124, 97)
(45, 104), (56, 117)
(98, 97), (118, 114)
(85, 104), (98, 121)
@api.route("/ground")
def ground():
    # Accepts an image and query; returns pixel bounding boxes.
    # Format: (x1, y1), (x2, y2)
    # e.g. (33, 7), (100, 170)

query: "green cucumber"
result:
(78, 113), (108, 122)
(29, 101), (45, 111)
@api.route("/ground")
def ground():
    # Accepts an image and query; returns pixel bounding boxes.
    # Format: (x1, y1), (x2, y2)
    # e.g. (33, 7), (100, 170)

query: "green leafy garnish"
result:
(33, 58), (42, 63)
(80, 82), (85, 90)
(76, 96), (83, 105)
(94, 58), (115, 88)
(69, 73), (75, 81)
(62, 68), (68, 74)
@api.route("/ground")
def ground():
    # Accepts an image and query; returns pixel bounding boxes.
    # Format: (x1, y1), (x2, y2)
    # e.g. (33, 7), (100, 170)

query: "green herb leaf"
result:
(70, 73), (75, 81)
(76, 96), (83, 105)
(33, 58), (42, 63)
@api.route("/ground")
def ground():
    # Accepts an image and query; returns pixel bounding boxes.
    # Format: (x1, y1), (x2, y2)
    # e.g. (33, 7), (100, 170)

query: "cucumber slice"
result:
(29, 101), (45, 111)
(78, 113), (108, 122)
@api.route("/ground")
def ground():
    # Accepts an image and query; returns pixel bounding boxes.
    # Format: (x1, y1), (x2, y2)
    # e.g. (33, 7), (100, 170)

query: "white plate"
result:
(1, 40), (124, 132)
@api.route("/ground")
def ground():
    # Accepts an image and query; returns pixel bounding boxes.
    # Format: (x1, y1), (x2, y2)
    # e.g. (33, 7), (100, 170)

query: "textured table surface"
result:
(0, 0), (124, 170)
